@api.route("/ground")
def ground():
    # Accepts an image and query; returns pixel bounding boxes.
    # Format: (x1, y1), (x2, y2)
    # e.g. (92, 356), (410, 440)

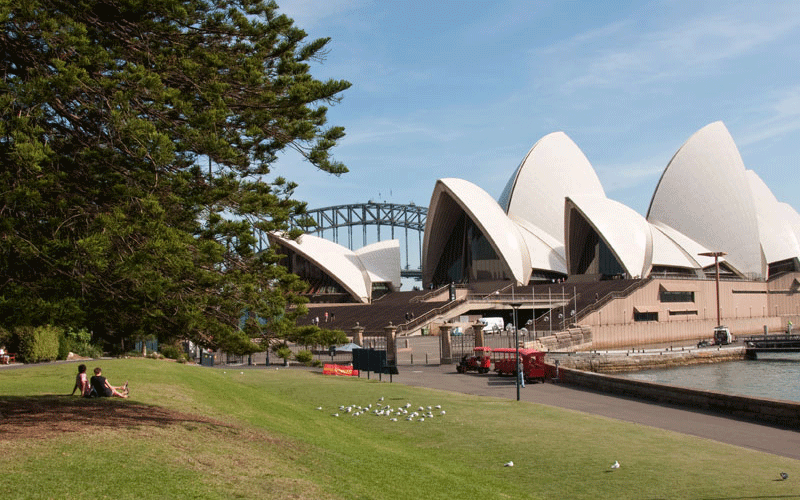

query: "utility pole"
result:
(699, 251), (727, 327)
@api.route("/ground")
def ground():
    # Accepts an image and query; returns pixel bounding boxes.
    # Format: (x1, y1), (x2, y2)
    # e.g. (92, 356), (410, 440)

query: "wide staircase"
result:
(301, 290), (449, 335)
(301, 278), (650, 338)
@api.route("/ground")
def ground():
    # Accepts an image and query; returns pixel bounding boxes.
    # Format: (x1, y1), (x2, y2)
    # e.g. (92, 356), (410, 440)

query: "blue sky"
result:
(275, 0), (800, 218)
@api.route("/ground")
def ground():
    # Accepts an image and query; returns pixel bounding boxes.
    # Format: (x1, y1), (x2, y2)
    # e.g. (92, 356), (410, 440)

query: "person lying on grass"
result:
(89, 367), (129, 398)
(71, 364), (90, 397)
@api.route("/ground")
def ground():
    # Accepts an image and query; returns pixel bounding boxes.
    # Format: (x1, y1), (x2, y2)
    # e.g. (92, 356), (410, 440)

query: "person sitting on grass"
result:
(89, 367), (129, 398)
(71, 364), (90, 397)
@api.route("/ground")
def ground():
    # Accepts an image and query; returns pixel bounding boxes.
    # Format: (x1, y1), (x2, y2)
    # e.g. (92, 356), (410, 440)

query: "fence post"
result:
(472, 321), (486, 348)
(351, 322), (365, 347)
(384, 322), (398, 367)
(439, 324), (454, 364)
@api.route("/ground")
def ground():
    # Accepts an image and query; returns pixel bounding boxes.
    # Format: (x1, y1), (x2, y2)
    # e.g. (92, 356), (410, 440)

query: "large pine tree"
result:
(0, 0), (351, 352)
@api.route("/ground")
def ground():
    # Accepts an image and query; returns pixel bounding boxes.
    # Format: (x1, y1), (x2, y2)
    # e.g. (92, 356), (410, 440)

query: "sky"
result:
(269, 0), (800, 280)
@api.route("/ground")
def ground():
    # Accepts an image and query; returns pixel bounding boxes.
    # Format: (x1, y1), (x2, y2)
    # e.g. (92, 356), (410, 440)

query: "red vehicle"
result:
(456, 346), (492, 374)
(492, 347), (546, 383)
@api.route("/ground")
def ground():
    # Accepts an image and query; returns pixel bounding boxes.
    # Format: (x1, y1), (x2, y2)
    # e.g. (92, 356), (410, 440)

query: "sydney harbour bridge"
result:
(278, 202), (427, 280)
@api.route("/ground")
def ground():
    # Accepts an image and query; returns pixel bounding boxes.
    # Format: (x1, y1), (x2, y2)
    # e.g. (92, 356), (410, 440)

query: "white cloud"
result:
(276, 0), (368, 30)
(340, 118), (463, 147)
(595, 158), (665, 195)
(539, 3), (800, 93)
(739, 86), (800, 146)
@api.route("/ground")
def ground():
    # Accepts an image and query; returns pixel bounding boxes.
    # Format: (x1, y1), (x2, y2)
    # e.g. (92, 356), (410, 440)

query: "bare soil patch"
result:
(0, 396), (229, 440)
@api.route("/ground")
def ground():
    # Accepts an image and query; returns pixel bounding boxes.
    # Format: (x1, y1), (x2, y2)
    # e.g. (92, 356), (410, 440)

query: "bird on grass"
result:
(504, 461), (514, 467)
(780, 472), (789, 480)
(610, 461), (620, 470)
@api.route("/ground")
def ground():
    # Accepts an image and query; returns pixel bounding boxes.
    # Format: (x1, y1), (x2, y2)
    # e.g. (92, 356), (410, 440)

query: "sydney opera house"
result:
(271, 121), (800, 349)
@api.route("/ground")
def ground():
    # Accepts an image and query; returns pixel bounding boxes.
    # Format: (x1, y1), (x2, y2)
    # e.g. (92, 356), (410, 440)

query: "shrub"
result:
(159, 344), (182, 360)
(0, 325), (11, 349)
(295, 350), (313, 364)
(311, 359), (323, 368)
(274, 346), (292, 365)
(176, 352), (193, 364)
(17, 325), (61, 363)
(58, 327), (103, 360)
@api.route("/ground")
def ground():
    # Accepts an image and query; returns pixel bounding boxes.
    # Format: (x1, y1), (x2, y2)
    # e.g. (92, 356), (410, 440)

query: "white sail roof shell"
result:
(499, 132), (606, 243)
(649, 222), (722, 270)
(355, 239), (402, 290)
(649, 225), (704, 271)
(510, 216), (568, 274)
(779, 202), (800, 251)
(268, 233), (372, 303)
(423, 178), (531, 285)
(566, 195), (652, 278)
(746, 170), (800, 264)
(647, 121), (765, 279)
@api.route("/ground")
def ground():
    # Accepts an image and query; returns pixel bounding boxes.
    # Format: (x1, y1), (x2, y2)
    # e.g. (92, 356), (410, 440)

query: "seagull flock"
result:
(319, 397), (446, 422)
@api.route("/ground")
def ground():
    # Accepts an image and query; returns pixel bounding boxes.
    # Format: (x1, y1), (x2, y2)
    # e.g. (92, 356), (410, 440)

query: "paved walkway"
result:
(389, 362), (800, 460)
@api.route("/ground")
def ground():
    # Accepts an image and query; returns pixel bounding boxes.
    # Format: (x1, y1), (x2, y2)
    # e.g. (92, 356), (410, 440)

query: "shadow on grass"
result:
(0, 395), (231, 439)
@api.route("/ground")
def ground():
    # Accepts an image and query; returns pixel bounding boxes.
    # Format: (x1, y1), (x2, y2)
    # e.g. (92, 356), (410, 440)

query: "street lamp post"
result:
(699, 251), (727, 327)
(510, 302), (522, 401)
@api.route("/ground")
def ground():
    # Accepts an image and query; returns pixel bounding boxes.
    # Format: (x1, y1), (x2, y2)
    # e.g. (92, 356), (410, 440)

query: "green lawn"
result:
(0, 359), (797, 499)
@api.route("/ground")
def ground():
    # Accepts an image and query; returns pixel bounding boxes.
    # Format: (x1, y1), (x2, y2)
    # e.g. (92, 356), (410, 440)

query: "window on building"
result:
(659, 290), (695, 303)
(668, 310), (698, 316)
(633, 311), (658, 322)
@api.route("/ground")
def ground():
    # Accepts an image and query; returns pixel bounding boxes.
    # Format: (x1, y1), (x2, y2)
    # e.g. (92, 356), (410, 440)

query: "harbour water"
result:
(616, 352), (800, 403)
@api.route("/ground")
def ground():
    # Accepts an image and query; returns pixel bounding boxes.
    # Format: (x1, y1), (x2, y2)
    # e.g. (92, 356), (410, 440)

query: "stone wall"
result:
(530, 326), (592, 352)
(548, 347), (746, 373)
(551, 364), (800, 428)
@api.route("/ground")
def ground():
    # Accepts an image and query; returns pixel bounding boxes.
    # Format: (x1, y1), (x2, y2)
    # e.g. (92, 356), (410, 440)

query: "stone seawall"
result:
(547, 346), (746, 374)
(551, 364), (800, 428)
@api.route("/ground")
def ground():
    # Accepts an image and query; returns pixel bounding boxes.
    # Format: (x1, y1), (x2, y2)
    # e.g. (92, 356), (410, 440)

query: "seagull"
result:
(780, 472), (789, 480)
(440, 410), (446, 415)
(390, 418), (397, 422)
(504, 461), (514, 467)
(379, 397), (384, 402)
(316, 407), (322, 410)
(332, 413), (339, 417)
(610, 461), (620, 470)
(435, 405), (442, 409)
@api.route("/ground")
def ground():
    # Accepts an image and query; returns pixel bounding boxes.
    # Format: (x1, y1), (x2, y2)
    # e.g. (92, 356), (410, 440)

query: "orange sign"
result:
(323, 364), (359, 376)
